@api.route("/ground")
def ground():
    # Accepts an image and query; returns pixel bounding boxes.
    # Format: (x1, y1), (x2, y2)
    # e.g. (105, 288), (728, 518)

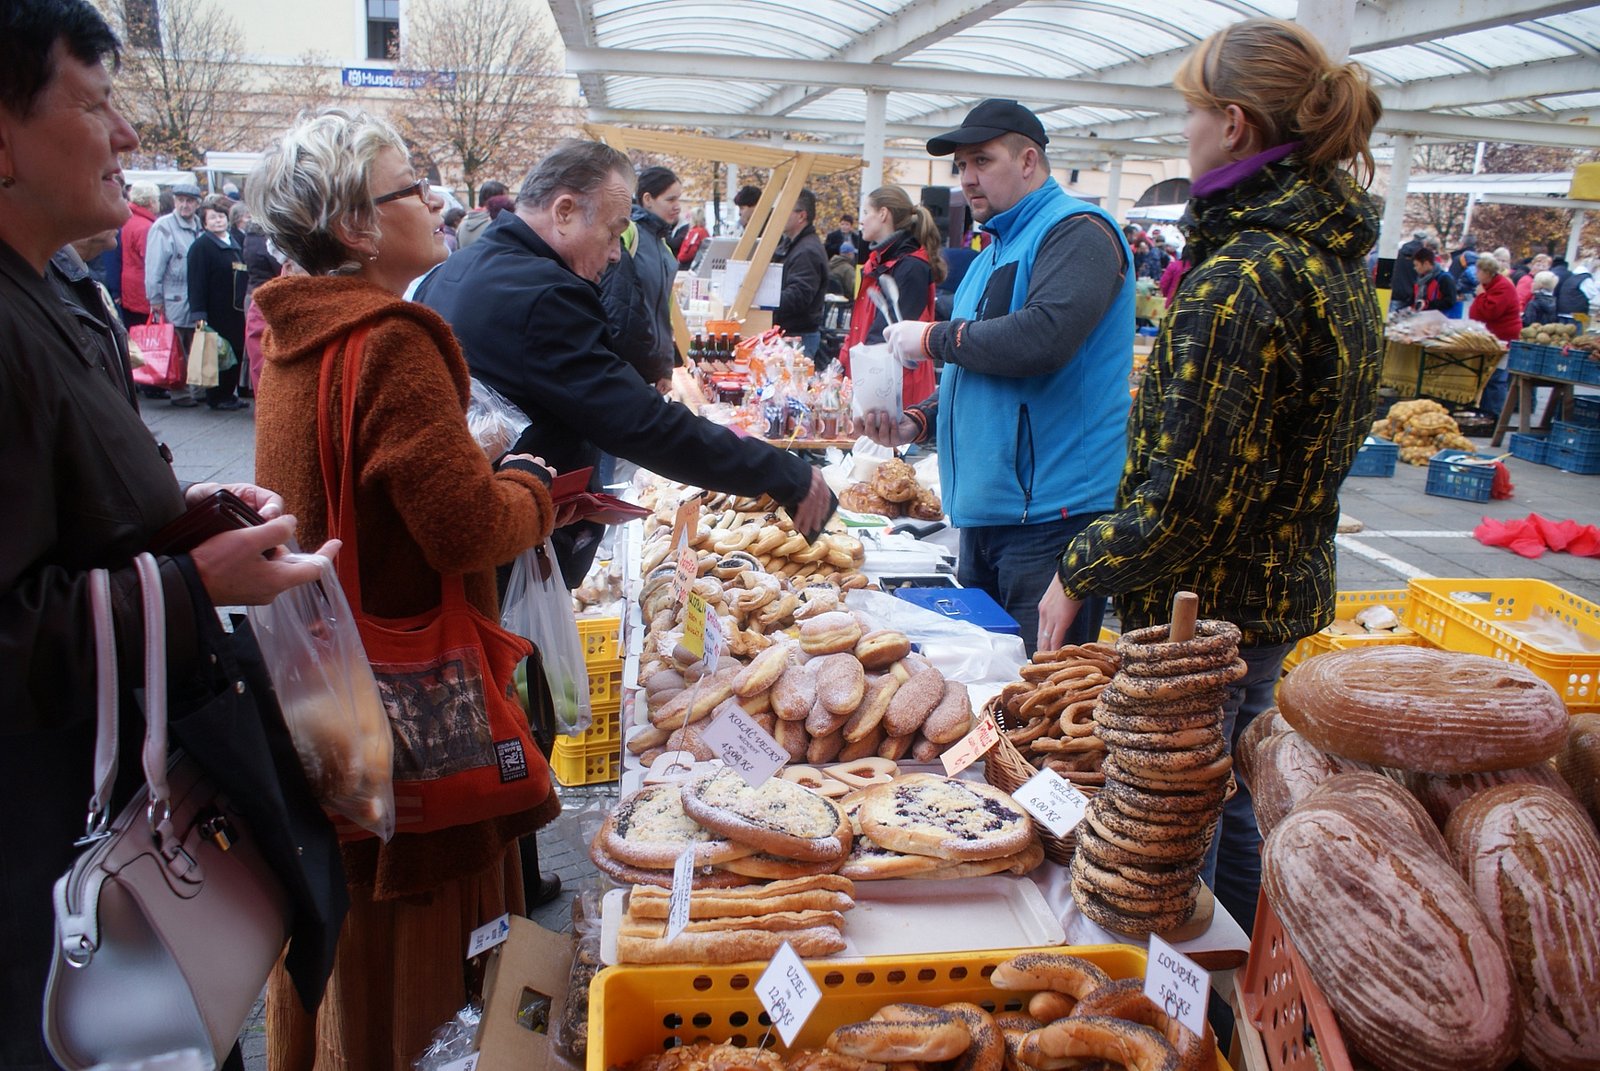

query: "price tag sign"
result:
(667, 844), (697, 942)
(643, 749), (703, 784)
(439, 1055), (478, 1071)
(703, 611), (725, 674)
(1145, 933), (1211, 1038)
(940, 712), (1001, 776)
(682, 591), (708, 659)
(700, 704), (791, 787)
(466, 913), (510, 959)
(756, 940), (823, 1048)
(1011, 767), (1089, 838)
(671, 493), (703, 553)
(675, 545), (698, 605)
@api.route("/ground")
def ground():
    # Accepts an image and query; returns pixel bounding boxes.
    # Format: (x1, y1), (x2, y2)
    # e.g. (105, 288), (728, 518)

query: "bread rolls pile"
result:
(630, 626), (975, 772)
(995, 642), (1120, 785)
(1253, 647), (1600, 1071)
(1069, 621), (1244, 937)
(616, 874), (856, 965)
(640, 492), (869, 593)
(839, 459), (941, 521)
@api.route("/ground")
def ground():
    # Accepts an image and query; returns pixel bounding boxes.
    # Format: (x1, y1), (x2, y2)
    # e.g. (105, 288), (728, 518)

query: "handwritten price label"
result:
(940, 712), (1001, 776)
(704, 611), (725, 674)
(1144, 933), (1210, 1038)
(682, 591), (708, 659)
(1011, 767), (1089, 838)
(466, 913), (510, 959)
(667, 844), (696, 942)
(700, 704), (791, 787)
(675, 545), (698, 605)
(756, 941), (822, 1047)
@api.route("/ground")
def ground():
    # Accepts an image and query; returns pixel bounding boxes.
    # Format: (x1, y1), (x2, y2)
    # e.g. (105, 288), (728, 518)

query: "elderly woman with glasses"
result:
(248, 108), (561, 1070)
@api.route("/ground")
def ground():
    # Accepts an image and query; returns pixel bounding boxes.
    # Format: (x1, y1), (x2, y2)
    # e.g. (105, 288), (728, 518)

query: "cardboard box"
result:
(474, 916), (574, 1071)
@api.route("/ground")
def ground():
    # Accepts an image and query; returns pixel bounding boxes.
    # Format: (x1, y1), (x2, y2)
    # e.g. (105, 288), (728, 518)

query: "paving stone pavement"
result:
(140, 396), (1598, 1070)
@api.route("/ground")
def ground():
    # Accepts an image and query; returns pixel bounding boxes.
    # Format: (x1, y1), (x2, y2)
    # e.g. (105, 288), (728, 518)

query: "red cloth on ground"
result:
(1474, 513), (1600, 558)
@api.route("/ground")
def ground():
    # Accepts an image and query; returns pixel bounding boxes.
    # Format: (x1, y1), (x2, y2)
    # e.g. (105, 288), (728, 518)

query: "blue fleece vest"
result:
(937, 179), (1134, 527)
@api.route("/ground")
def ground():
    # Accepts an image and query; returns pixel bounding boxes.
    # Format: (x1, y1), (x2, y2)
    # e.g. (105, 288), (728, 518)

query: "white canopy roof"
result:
(551, 0), (1600, 160)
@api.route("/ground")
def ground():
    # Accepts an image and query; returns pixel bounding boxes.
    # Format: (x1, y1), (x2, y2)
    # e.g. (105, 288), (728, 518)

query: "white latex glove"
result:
(883, 320), (934, 369)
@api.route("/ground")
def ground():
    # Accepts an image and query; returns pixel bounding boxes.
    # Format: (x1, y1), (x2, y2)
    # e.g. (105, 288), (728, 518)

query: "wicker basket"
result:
(982, 697), (1097, 866)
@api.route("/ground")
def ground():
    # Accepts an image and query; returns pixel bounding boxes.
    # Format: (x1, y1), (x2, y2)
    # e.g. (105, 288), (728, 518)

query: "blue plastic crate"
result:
(1347, 438), (1398, 477)
(1572, 396), (1600, 428)
(1545, 349), (1588, 382)
(1508, 433), (1550, 465)
(1551, 420), (1600, 453)
(1550, 442), (1600, 475)
(1425, 450), (1499, 502)
(1581, 355), (1600, 387)
(1507, 342), (1548, 374)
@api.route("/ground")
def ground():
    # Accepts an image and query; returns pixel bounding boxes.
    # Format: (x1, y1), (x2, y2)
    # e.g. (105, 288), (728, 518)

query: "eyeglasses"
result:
(373, 177), (430, 207)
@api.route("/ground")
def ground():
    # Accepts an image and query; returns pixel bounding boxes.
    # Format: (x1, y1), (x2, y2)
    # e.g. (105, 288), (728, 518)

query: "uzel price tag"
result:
(756, 940), (823, 1048)
(466, 913), (510, 959)
(667, 844), (696, 942)
(682, 591), (708, 659)
(940, 712), (1001, 776)
(1011, 767), (1089, 838)
(700, 704), (790, 787)
(1145, 933), (1211, 1038)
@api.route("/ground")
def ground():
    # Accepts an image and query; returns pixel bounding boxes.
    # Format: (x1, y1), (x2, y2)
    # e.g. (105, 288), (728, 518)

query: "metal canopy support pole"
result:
(725, 164), (739, 234)
(1376, 133), (1416, 306)
(1568, 210), (1587, 264)
(1297, 0), (1355, 60)
(1105, 155), (1124, 221)
(862, 89), (888, 218)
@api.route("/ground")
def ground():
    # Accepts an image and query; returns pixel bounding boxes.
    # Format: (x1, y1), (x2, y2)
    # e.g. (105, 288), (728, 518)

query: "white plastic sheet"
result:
(845, 588), (1026, 685)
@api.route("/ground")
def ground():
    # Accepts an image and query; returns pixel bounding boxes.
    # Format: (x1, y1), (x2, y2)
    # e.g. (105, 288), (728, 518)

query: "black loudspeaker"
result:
(921, 186), (951, 242)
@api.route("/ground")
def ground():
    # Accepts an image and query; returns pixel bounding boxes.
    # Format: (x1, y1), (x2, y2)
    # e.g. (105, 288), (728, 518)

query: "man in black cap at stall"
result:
(858, 99), (1135, 653)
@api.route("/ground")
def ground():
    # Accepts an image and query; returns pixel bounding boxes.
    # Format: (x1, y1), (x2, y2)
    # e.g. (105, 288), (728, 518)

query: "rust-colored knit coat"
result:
(254, 274), (558, 898)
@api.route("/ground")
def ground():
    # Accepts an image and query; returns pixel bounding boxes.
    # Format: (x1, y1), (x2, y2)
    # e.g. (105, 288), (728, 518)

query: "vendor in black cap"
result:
(859, 98), (1135, 654)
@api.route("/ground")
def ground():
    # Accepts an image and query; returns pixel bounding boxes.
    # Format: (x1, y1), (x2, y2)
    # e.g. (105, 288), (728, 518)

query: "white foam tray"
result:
(600, 873), (1064, 966)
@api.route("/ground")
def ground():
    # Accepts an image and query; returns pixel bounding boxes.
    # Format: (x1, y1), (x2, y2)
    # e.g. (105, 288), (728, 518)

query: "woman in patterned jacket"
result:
(1038, 18), (1384, 937)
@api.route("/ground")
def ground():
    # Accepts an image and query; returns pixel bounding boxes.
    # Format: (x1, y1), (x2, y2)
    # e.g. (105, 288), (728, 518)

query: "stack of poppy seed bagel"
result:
(1069, 621), (1246, 936)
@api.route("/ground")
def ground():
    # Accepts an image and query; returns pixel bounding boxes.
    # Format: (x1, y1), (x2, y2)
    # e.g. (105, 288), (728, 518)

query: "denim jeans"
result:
(1480, 367), (1511, 420)
(1200, 640), (1292, 936)
(957, 514), (1107, 657)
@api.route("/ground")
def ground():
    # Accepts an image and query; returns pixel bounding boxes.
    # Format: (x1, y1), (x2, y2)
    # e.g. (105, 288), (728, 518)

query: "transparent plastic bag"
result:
(502, 539), (592, 736)
(551, 885), (605, 1063)
(466, 377), (532, 461)
(410, 1003), (481, 1070)
(248, 553), (396, 840)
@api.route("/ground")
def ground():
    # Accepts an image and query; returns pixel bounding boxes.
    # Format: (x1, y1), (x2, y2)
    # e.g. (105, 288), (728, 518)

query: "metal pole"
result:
(1105, 155), (1123, 221)
(1568, 209), (1587, 264)
(1378, 134), (1415, 260)
(1296, 0), (1354, 60)
(1462, 141), (1486, 240)
(861, 89), (888, 218)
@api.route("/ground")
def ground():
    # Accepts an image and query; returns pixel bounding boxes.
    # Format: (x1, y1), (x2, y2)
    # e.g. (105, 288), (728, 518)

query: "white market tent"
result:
(549, 0), (1600, 258)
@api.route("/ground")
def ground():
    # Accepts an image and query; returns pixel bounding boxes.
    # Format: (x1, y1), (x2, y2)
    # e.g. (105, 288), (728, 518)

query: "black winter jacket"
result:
(599, 237), (662, 382)
(416, 213), (816, 583)
(777, 224), (827, 335)
(187, 231), (248, 354)
(630, 206), (680, 379)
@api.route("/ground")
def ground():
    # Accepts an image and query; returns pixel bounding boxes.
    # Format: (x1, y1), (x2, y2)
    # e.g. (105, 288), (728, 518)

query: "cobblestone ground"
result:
(241, 782), (619, 1069)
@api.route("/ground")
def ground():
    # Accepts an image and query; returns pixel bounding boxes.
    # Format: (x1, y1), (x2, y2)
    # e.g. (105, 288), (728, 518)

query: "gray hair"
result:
(246, 107), (410, 276)
(128, 182), (159, 209)
(1475, 253), (1501, 277)
(1534, 270), (1558, 292)
(516, 140), (634, 214)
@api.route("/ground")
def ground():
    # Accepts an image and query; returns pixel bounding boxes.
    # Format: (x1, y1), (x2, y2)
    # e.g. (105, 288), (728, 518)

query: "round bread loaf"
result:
(1301, 772), (1451, 861)
(1263, 797), (1520, 1071)
(1402, 764), (1582, 830)
(1234, 709), (1294, 791)
(1444, 784), (1600, 1071)
(1278, 647), (1568, 773)
(1557, 713), (1600, 829)
(1248, 731), (1347, 838)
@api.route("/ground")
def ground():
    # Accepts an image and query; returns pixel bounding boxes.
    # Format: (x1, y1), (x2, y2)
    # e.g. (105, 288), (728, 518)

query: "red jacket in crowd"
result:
(1470, 273), (1522, 342)
(119, 202), (156, 315)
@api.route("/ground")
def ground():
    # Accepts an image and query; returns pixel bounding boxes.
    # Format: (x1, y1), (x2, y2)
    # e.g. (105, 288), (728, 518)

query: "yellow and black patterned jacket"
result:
(1058, 153), (1381, 647)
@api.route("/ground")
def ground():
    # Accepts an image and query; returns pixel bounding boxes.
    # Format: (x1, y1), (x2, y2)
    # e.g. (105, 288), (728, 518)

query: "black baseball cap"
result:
(927, 99), (1049, 156)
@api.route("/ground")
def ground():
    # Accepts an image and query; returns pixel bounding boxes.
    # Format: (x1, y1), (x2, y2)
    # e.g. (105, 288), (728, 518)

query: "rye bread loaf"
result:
(1301, 772), (1451, 861)
(1557, 713), (1600, 829)
(1263, 796), (1521, 1071)
(1444, 784), (1600, 1071)
(1247, 731), (1345, 837)
(1278, 646), (1568, 773)
(1234, 708), (1294, 791)
(1403, 764), (1582, 830)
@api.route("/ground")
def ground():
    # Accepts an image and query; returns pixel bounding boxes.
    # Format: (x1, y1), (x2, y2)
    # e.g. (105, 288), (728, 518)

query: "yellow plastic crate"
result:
(1282, 589), (1431, 672)
(578, 615), (621, 662)
(587, 657), (625, 705)
(1406, 578), (1600, 711)
(588, 945), (1232, 1071)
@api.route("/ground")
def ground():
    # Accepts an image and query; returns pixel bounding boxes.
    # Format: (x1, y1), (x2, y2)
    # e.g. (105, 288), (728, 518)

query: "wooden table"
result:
(1490, 370), (1582, 446)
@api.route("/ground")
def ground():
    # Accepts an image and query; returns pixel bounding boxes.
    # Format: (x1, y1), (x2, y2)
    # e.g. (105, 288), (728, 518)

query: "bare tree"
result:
(100, 0), (254, 168)
(259, 52), (359, 123)
(398, 0), (575, 205)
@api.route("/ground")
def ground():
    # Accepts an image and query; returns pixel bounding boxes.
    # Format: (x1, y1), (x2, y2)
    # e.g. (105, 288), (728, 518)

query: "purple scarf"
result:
(1191, 141), (1303, 199)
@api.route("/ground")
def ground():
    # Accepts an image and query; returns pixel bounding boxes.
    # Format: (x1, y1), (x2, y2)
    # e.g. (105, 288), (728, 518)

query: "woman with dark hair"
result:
(1039, 17), (1384, 936)
(0, 3), (341, 1066)
(844, 184), (947, 405)
(189, 194), (250, 409)
(629, 165), (684, 385)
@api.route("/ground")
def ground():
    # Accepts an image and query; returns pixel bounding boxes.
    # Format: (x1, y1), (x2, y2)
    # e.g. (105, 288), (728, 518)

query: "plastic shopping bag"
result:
(848, 342), (902, 420)
(502, 539), (592, 736)
(248, 553), (396, 840)
(466, 376), (532, 461)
